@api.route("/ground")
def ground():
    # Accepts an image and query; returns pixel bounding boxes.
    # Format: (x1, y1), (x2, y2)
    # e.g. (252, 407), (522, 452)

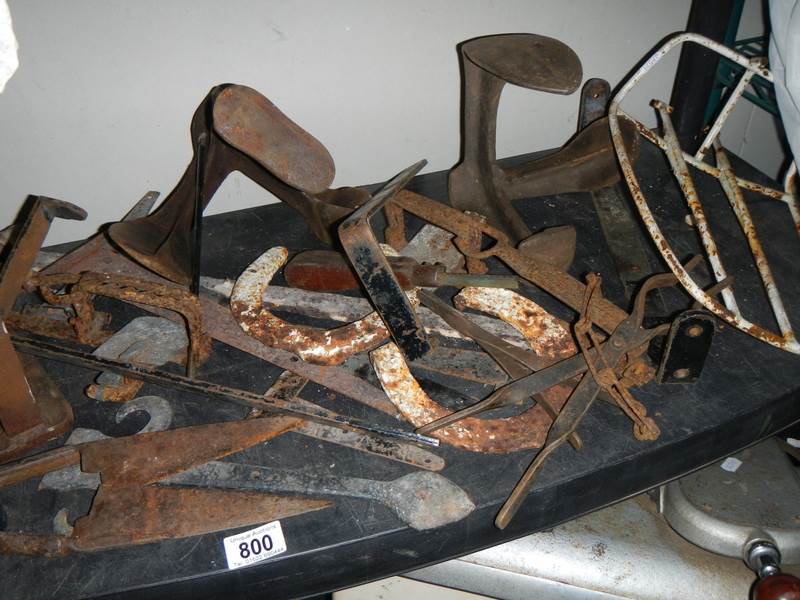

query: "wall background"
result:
(0, 0), (785, 245)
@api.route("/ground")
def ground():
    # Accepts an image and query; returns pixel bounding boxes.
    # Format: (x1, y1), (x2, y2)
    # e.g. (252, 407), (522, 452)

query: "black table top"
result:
(2, 142), (800, 599)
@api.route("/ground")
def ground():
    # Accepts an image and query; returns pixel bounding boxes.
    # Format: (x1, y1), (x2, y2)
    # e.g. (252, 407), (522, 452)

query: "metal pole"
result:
(669, 0), (736, 151)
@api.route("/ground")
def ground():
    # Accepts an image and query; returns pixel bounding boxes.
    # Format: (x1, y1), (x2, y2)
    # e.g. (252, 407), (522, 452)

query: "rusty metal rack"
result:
(609, 32), (800, 354)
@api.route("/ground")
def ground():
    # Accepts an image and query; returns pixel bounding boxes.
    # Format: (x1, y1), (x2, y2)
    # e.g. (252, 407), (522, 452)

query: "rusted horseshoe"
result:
(231, 246), (419, 365)
(371, 288), (578, 453)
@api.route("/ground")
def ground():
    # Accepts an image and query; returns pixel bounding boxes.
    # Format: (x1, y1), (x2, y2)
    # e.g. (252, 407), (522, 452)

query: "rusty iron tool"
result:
(493, 268), (697, 530)
(385, 190), (630, 334)
(39, 395), (174, 491)
(448, 34), (641, 244)
(449, 33), (581, 241)
(251, 371), (445, 471)
(339, 160), (431, 360)
(11, 331), (439, 447)
(1, 396), (174, 491)
(293, 420), (444, 471)
(417, 289), (581, 451)
(285, 249), (519, 292)
(166, 462), (474, 531)
(0, 488), (329, 557)
(0, 417), (332, 556)
(107, 83), (366, 285)
(39, 234), (402, 417)
(0, 413), (296, 491)
(0, 196), (87, 463)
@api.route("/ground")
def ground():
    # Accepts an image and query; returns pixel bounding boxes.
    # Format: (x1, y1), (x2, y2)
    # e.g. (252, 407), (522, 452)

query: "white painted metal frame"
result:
(608, 32), (800, 354)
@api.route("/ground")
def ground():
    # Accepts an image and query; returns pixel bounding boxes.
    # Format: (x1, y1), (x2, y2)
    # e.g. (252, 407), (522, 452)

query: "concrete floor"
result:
(335, 576), (491, 600)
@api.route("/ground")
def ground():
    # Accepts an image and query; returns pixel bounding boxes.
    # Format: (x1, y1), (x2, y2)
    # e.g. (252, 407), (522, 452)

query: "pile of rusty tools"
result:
(0, 29), (754, 569)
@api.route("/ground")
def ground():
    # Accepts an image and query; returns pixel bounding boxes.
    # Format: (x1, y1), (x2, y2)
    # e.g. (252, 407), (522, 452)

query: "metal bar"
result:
(702, 0), (746, 125)
(695, 67), (756, 160)
(713, 141), (796, 342)
(782, 162), (800, 235)
(10, 333), (439, 447)
(256, 371), (445, 470)
(653, 99), (739, 314)
(624, 111), (790, 204)
(189, 133), (207, 298)
(590, 184), (652, 298)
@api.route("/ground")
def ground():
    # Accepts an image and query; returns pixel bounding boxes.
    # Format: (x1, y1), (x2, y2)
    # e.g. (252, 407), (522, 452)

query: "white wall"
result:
(0, 0), (774, 246)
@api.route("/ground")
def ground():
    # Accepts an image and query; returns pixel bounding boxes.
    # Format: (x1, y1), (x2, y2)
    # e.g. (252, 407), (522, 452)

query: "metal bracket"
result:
(656, 309), (716, 384)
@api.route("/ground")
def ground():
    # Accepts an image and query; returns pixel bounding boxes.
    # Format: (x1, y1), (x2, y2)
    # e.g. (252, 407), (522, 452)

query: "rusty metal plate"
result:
(213, 84), (335, 194)
(463, 34), (581, 94)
